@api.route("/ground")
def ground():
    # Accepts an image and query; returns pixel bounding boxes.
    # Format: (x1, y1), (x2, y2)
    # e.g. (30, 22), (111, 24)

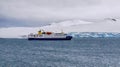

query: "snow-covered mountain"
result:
(41, 18), (120, 33)
(0, 18), (120, 38)
(48, 20), (93, 27)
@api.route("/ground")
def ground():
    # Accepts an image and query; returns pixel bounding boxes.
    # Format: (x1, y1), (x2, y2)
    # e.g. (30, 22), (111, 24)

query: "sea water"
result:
(0, 38), (120, 67)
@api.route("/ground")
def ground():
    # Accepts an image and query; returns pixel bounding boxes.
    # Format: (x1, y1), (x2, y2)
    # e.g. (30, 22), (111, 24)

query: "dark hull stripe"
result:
(28, 38), (71, 40)
(28, 36), (72, 40)
(28, 38), (72, 40)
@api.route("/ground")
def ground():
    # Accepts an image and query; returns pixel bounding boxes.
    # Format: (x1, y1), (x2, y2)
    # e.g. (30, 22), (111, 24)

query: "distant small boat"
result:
(28, 29), (72, 40)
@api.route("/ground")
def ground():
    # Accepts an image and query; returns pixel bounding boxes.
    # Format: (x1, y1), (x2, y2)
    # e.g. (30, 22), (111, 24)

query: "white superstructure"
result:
(28, 29), (72, 40)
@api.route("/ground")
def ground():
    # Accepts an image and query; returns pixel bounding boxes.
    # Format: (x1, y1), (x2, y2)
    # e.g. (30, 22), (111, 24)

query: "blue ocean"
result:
(0, 38), (120, 67)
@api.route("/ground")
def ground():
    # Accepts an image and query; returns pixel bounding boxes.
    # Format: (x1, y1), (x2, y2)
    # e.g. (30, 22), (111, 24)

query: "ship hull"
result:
(28, 36), (72, 40)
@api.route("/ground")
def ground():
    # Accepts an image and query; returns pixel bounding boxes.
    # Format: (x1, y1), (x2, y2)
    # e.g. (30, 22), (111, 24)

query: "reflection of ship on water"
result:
(28, 29), (72, 40)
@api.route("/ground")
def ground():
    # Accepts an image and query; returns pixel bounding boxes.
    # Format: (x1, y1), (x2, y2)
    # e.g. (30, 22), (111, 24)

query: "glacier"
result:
(68, 32), (120, 38)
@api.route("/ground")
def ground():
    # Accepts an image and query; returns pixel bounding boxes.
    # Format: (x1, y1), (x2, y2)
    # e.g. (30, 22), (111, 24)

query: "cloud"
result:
(0, 0), (120, 27)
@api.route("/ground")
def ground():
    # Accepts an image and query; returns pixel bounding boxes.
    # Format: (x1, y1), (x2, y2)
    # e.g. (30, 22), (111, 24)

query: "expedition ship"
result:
(28, 30), (72, 40)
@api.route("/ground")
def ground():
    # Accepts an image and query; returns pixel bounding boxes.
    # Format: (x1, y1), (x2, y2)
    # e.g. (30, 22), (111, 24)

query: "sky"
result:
(1, 0), (120, 38)
(0, 0), (120, 27)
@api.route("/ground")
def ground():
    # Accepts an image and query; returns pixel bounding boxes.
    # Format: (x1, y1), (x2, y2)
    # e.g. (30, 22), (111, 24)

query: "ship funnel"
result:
(38, 30), (42, 35)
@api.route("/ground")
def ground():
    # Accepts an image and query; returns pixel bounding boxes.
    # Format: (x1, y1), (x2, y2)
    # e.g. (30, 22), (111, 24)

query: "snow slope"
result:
(0, 19), (120, 38)
(41, 18), (120, 33)
(49, 20), (93, 27)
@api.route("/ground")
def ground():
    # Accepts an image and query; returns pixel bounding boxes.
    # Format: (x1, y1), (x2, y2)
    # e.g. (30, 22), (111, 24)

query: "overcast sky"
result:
(0, 0), (120, 27)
